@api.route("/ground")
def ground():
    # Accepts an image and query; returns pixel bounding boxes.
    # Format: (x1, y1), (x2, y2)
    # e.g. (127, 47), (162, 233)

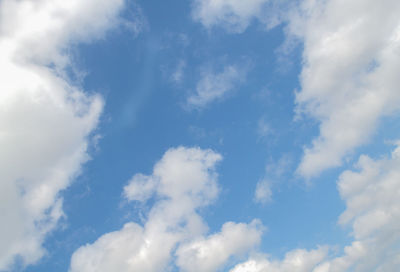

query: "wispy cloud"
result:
(254, 179), (272, 204)
(187, 62), (250, 109)
(171, 59), (186, 84)
(192, 0), (270, 33)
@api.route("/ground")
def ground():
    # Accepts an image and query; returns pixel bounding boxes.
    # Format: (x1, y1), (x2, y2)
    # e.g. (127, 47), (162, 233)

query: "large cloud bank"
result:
(0, 0), (124, 269)
(290, 0), (400, 178)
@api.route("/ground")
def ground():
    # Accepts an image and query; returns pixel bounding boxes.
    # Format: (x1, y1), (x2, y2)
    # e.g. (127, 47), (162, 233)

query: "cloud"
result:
(288, 0), (400, 177)
(191, 0), (271, 33)
(187, 63), (249, 109)
(232, 143), (400, 271)
(0, 0), (126, 269)
(254, 155), (293, 205)
(70, 147), (263, 272)
(123, 174), (158, 202)
(257, 118), (274, 140)
(171, 59), (187, 84)
(192, 0), (400, 179)
(188, 3), (400, 268)
(230, 248), (328, 272)
(325, 143), (400, 271)
(254, 179), (272, 204)
(176, 220), (263, 272)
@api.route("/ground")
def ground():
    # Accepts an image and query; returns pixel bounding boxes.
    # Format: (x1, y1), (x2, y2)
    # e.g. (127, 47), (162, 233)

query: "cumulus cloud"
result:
(0, 0), (125, 269)
(70, 147), (263, 272)
(192, 0), (400, 178)
(325, 144), (400, 271)
(187, 63), (249, 109)
(230, 248), (328, 272)
(288, 0), (400, 177)
(123, 174), (158, 202)
(176, 220), (263, 272)
(232, 143), (400, 271)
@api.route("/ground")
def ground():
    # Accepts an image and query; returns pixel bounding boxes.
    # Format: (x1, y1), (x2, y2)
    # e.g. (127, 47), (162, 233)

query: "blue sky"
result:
(2, 0), (400, 271)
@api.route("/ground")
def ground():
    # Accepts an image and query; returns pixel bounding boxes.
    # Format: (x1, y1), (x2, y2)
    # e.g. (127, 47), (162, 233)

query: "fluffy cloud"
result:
(70, 147), (263, 272)
(289, 0), (400, 177)
(76, 143), (400, 271)
(0, 0), (125, 269)
(325, 144), (400, 271)
(176, 220), (263, 272)
(187, 63), (249, 109)
(230, 248), (328, 272)
(231, 143), (400, 271)
(192, 0), (400, 178)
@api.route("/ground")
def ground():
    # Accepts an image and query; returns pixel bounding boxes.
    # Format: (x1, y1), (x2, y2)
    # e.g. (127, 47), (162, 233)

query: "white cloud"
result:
(191, 0), (291, 33)
(0, 0), (126, 269)
(230, 248), (328, 272)
(70, 147), (263, 272)
(192, 0), (400, 178)
(254, 179), (272, 204)
(325, 143), (400, 271)
(191, 0), (270, 33)
(123, 174), (158, 202)
(187, 63), (248, 109)
(288, 0), (400, 177)
(232, 143), (400, 271)
(189, 3), (400, 268)
(176, 220), (263, 272)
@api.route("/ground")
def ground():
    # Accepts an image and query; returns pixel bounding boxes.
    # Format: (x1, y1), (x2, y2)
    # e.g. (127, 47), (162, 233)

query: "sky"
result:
(1, 0), (400, 271)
